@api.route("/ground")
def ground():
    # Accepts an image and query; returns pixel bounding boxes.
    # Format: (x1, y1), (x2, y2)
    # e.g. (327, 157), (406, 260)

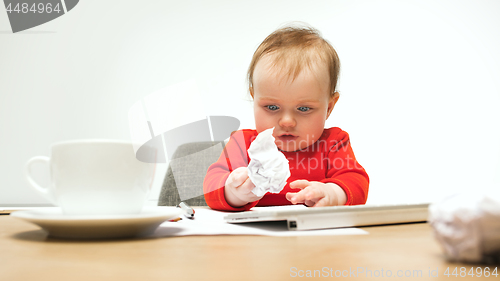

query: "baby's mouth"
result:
(276, 134), (298, 142)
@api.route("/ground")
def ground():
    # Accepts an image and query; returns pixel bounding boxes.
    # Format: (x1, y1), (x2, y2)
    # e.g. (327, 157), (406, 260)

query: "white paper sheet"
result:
(154, 208), (367, 237)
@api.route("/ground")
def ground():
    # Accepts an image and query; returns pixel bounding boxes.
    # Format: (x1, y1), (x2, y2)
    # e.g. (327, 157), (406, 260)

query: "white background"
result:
(1, 0), (499, 205)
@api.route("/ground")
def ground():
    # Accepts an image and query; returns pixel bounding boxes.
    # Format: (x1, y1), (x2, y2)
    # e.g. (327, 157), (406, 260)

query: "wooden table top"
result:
(0, 213), (496, 280)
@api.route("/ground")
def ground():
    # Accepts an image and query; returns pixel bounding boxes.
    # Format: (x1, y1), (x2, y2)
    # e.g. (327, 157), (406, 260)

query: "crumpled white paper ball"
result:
(428, 192), (500, 263)
(247, 127), (291, 197)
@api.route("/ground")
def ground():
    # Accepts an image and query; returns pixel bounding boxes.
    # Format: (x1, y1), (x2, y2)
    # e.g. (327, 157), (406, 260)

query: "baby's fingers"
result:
(226, 167), (248, 188)
(238, 177), (262, 202)
(303, 187), (325, 202)
(285, 192), (296, 203)
(286, 189), (310, 204)
(312, 197), (331, 207)
(289, 180), (310, 190)
(239, 177), (256, 194)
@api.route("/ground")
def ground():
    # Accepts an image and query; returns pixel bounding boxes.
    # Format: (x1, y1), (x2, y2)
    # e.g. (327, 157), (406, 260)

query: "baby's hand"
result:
(224, 167), (261, 207)
(285, 180), (347, 207)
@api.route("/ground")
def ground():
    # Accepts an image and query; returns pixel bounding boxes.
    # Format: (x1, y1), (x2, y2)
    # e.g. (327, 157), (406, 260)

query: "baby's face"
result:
(252, 55), (337, 152)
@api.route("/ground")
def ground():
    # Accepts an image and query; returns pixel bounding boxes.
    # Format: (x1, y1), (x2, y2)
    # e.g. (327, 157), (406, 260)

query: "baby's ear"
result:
(327, 92), (340, 118)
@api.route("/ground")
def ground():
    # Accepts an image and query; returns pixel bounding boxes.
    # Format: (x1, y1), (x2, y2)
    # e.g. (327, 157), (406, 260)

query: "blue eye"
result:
(266, 105), (279, 111)
(297, 106), (310, 112)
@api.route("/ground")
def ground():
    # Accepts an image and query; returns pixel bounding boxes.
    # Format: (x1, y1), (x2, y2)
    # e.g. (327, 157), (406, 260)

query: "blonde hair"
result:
(248, 24), (340, 97)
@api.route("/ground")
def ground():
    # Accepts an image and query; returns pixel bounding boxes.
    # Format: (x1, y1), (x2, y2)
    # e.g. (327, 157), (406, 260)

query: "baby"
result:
(203, 25), (369, 211)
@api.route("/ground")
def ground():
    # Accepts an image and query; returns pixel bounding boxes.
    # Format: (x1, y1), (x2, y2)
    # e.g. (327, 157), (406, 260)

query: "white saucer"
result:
(11, 207), (182, 239)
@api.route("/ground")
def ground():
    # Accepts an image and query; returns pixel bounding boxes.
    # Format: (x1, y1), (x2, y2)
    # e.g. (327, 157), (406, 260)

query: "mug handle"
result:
(24, 156), (56, 204)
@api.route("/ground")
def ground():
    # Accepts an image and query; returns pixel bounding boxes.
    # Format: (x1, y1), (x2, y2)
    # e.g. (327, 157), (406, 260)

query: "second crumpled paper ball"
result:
(428, 192), (500, 264)
(247, 127), (291, 197)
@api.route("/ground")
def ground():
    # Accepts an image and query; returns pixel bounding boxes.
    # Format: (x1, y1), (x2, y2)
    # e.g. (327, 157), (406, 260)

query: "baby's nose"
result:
(279, 114), (296, 128)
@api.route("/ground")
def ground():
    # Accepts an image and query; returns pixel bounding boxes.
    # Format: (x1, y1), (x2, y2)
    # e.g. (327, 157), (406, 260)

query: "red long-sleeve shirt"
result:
(203, 127), (369, 211)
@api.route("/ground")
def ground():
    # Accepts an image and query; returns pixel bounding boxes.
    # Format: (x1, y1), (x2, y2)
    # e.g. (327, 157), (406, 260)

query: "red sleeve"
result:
(203, 130), (260, 211)
(320, 130), (369, 205)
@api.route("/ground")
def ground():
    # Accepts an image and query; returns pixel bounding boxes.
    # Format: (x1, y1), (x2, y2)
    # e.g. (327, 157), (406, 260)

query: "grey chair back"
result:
(158, 141), (224, 206)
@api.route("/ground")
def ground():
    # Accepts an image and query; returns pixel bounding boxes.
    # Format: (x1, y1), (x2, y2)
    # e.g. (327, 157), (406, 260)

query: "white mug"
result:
(25, 140), (157, 216)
